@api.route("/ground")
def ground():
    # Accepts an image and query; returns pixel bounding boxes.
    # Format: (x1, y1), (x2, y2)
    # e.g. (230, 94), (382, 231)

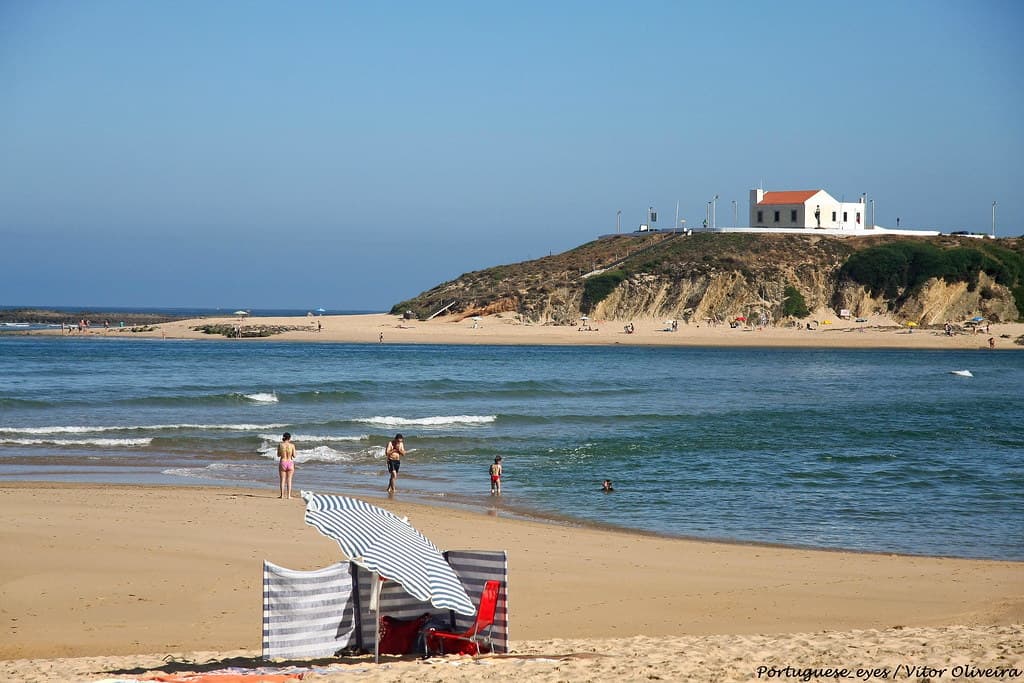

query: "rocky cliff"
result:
(392, 233), (1024, 326)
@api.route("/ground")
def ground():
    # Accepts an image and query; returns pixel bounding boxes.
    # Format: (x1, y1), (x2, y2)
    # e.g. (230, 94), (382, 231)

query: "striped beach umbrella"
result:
(301, 491), (476, 615)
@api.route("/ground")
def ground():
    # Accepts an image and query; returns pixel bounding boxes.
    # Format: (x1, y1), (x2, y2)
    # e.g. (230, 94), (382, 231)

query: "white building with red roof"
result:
(749, 188), (867, 231)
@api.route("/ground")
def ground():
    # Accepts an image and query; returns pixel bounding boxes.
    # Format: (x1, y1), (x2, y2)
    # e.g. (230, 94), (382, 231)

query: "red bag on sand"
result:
(379, 613), (431, 655)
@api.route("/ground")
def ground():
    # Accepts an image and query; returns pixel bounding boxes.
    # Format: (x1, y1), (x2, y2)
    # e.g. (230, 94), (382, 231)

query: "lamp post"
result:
(992, 201), (997, 238)
(705, 201), (711, 229)
(870, 199), (875, 228)
(616, 209), (621, 233)
(712, 195), (719, 229)
(732, 199), (737, 227)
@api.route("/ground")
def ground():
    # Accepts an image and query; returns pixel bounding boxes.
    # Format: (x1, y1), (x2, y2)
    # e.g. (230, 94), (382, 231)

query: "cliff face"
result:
(392, 233), (1023, 325)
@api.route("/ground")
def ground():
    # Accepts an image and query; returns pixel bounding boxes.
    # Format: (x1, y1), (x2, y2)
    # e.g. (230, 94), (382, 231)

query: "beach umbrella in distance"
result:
(301, 492), (476, 662)
(906, 321), (918, 327)
(316, 307), (326, 315)
(971, 316), (985, 322)
(233, 310), (249, 318)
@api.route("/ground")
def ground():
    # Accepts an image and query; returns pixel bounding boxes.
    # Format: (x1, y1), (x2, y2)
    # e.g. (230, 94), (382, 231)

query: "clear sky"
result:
(2, 0), (1022, 311)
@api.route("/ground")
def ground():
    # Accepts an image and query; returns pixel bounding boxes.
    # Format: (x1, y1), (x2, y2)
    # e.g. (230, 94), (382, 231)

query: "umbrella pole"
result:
(370, 572), (382, 664)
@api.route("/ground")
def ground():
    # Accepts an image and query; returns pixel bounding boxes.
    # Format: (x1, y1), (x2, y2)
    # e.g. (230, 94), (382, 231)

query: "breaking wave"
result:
(243, 392), (279, 403)
(0, 437), (153, 447)
(355, 415), (496, 427)
(0, 423), (288, 435)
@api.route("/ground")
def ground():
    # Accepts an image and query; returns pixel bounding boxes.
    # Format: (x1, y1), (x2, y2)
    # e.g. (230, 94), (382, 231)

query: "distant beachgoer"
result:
(277, 432), (296, 499)
(385, 433), (405, 492)
(602, 479), (615, 493)
(379, 332), (384, 343)
(490, 456), (503, 495)
(317, 320), (322, 332)
(988, 337), (995, 349)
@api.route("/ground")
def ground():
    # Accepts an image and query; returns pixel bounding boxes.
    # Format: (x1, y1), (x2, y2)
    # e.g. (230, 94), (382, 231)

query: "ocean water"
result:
(1, 335), (1021, 560)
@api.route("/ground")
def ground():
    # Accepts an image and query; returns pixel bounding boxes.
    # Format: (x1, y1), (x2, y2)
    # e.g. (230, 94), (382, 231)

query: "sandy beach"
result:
(33, 311), (1024, 351)
(1, 483), (1021, 681)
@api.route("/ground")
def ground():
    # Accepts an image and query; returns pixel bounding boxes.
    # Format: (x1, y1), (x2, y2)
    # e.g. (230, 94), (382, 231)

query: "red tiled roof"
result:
(759, 190), (820, 205)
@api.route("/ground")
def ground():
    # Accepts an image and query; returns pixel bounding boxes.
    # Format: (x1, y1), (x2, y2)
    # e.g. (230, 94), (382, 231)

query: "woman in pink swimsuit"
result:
(277, 432), (296, 499)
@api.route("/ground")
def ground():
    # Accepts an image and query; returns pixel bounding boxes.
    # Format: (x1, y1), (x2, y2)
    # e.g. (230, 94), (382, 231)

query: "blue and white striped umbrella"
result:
(301, 492), (476, 616)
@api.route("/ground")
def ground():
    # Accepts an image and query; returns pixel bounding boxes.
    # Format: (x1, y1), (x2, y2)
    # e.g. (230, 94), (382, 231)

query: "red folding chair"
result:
(425, 580), (501, 656)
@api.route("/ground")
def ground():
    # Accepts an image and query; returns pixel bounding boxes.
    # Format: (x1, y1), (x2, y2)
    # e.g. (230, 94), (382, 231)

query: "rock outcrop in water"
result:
(392, 233), (1024, 326)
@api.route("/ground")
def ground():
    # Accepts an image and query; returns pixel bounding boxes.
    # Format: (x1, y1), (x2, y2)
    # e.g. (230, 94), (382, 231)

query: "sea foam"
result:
(257, 442), (356, 463)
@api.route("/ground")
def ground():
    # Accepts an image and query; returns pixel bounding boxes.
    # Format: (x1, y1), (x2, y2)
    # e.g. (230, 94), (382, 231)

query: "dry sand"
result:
(40, 311), (1024, 350)
(1, 483), (1021, 681)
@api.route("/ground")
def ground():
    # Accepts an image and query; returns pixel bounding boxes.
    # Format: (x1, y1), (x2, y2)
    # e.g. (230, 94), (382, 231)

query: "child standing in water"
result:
(490, 456), (503, 495)
(277, 432), (296, 499)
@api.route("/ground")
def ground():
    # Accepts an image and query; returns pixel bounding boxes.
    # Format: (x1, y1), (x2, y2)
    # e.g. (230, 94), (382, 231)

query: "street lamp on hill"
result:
(992, 201), (997, 238)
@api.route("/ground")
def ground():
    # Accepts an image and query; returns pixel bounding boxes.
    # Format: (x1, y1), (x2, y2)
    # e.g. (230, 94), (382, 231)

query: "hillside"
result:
(392, 233), (1024, 326)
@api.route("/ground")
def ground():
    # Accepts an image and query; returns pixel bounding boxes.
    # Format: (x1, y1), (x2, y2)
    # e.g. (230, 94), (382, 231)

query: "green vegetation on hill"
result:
(581, 270), (626, 313)
(838, 241), (1024, 312)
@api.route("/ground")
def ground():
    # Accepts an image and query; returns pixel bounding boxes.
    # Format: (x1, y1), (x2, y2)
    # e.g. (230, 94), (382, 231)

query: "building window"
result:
(790, 209), (797, 222)
(774, 210), (780, 223)
(832, 211), (837, 222)
(856, 211), (861, 224)
(843, 211), (848, 222)
(757, 210), (763, 223)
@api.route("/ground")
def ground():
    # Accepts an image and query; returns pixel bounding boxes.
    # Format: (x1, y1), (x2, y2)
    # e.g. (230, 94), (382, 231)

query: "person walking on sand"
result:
(277, 432), (296, 499)
(490, 456), (503, 495)
(385, 433), (405, 492)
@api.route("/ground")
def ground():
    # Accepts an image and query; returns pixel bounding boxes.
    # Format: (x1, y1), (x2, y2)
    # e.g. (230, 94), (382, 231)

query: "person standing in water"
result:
(277, 432), (296, 499)
(385, 433), (405, 493)
(490, 456), (503, 495)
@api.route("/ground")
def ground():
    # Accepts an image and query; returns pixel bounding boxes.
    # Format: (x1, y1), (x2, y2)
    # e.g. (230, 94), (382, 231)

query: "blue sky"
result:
(2, 0), (1022, 310)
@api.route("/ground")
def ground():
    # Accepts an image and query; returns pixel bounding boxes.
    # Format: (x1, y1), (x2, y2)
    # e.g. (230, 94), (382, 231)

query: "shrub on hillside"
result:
(581, 270), (627, 313)
(782, 285), (810, 318)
